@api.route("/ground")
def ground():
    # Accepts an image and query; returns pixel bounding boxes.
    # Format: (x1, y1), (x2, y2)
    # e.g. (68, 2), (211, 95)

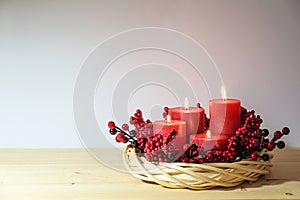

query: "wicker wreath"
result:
(123, 146), (273, 190)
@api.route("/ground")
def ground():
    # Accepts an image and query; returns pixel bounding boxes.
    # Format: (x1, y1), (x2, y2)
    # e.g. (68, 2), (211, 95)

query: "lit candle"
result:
(209, 86), (241, 137)
(153, 115), (186, 157)
(189, 130), (228, 151)
(168, 98), (205, 143)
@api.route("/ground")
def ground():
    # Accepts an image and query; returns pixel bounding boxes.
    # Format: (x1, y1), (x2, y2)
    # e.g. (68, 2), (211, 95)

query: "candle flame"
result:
(221, 85), (227, 100)
(166, 115), (171, 123)
(184, 97), (189, 110)
(206, 130), (211, 139)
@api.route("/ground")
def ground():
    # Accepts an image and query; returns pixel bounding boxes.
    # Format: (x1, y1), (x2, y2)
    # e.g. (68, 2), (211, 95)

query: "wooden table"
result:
(0, 148), (299, 200)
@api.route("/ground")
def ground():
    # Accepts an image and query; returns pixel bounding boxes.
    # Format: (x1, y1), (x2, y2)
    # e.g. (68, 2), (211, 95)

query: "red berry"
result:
(274, 131), (282, 139)
(198, 158), (205, 163)
(129, 117), (135, 124)
(282, 127), (290, 135)
(108, 121), (116, 129)
(267, 141), (276, 151)
(122, 123), (129, 131)
(115, 133), (124, 143)
(214, 143), (223, 150)
(122, 136), (129, 143)
(250, 152), (259, 160)
(252, 139), (260, 148)
(207, 152), (213, 159)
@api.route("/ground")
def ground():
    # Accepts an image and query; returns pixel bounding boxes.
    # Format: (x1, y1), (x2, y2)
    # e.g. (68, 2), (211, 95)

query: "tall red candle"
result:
(209, 99), (240, 137)
(168, 99), (205, 143)
(153, 116), (186, 156)
(169, 107), (205, 134)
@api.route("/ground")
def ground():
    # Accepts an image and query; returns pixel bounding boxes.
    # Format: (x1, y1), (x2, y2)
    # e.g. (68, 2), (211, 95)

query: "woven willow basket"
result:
(123, 146), (273, 190)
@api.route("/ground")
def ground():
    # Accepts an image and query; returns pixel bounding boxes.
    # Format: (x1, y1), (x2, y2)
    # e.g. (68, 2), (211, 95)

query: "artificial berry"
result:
(261, 154), (270, 161)
(273, 130), (282, 139)
(190, 144), (198, 151)
(122, 136), (129, 143)
(250, 152), (259, 160)
(252, 139), (260, 148)
(262, 129), (269, 137)
(115, 133), (124, 143)
(267, 141), (276, 151)
(109, 129), (117, 135)
(214, 143), (223, 150)
(122, 123), (129, 131)
(129, 130), (137, 137)
(282, 127), (290, 135)
(108, 121), (116, 129)
(129, 117), (135, 124)
(277, 141), (285, 149)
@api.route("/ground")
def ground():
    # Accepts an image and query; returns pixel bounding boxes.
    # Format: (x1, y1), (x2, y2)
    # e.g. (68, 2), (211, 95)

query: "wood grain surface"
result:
(0, 148), (299, 200)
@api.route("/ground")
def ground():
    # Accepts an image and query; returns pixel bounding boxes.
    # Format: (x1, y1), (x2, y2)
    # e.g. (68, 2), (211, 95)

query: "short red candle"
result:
(153, 117), (186, 157)
(209, 99), (241, 137)
(169, 107), (205, 142)
(190, 132), (228, 151)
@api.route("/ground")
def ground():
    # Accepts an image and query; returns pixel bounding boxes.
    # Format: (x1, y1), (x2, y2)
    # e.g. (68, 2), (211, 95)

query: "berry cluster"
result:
(108, 121), (141, 151)
(129, 109), (152, 137)
(143, 131), (179, 162)
(108, 109), (179, 162)
(176, 107), (290, 163)
(128, 109), (156, 151)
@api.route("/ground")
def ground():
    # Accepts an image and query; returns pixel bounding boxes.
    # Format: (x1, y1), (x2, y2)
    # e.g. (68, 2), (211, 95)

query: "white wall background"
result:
(0, 0), (299, 148)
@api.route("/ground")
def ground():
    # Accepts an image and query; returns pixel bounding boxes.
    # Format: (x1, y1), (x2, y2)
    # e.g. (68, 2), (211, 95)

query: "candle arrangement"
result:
(106, 90), (291, 189)
(108, 106), (289, 164)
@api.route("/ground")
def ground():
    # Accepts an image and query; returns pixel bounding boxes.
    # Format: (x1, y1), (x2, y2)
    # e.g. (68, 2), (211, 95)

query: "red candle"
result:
(190, 131), (228, 151)
(153, 115), (186, 156)
(169, 98), (205, 143)
(209, 98), (241, 137)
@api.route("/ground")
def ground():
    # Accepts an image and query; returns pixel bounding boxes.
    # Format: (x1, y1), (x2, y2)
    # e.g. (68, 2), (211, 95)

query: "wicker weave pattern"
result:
(123, 147), (272, 189)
